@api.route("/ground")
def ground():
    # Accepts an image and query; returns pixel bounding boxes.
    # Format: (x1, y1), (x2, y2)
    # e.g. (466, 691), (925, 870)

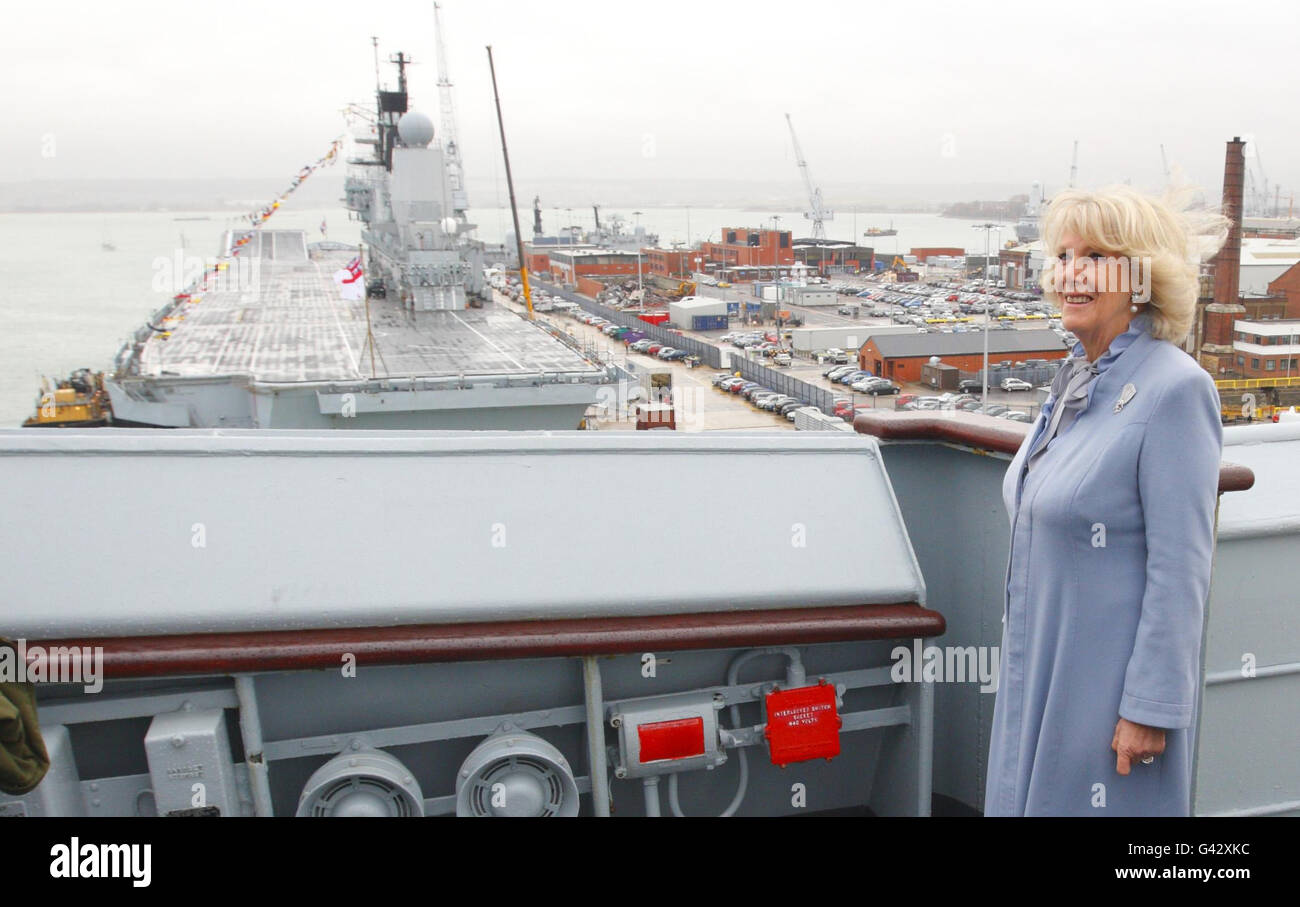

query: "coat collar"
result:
(1081, 318), (1163, 413)
(1071, 311), (1154, 407)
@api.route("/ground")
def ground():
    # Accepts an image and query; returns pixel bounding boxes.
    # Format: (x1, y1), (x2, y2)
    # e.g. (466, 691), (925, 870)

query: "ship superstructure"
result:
(58, 51), (613, 431)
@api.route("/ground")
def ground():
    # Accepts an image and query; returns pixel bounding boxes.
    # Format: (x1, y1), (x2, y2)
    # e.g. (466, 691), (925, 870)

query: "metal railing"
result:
(536, 279), (724, 369)
(725, 352), (836, 413)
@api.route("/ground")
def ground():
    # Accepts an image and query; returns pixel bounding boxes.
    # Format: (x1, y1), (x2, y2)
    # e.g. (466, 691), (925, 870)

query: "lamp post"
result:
(974, 222), (1003, 408)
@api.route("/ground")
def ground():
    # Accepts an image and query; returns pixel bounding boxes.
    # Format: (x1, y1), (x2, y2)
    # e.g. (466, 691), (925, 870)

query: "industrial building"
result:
(910, 247), (965, 263)
(543, 248), (646, 284)
(701, 228), (793, 277)
(857, 329), (1068, 383)
(789, 324), (917, 353)
(792, 239), (874, 275)
(644, 248), (706, 279)
(1231, 319), (1300, 378)
(1197, 137), (1298, 376)
(1239, 237), (1300, 295)
(785, 286), (837, 306)
(668, 296), (728, 330)
(999, 242), (1045, 290)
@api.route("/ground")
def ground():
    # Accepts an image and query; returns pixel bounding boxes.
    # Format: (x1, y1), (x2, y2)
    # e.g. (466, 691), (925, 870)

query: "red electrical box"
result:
(764, 681), (841, 767)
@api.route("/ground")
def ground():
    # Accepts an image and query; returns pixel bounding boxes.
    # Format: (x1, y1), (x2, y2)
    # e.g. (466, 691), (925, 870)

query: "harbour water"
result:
(0, 204), (998, 426)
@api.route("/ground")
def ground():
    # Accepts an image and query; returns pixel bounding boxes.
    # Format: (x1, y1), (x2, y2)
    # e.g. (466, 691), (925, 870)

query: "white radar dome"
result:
(397, 111), (435, 147)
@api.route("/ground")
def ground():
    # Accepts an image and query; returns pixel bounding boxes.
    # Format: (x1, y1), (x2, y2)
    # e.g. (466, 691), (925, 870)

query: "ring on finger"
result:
(1141, 755), (1155, 764)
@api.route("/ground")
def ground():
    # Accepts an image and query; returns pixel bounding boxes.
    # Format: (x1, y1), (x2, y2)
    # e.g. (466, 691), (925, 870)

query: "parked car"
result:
(1000, 411), (1034, 423)
(980, 404), (1010, 416)
(958, 379), (983, 393)
(1000, 378), (1032, 392)
(645, 344), (664, 356)
(773, 353), (792, 367)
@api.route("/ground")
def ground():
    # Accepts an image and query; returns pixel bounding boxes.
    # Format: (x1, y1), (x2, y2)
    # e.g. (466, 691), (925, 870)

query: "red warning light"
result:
(638, 717), (706, 763)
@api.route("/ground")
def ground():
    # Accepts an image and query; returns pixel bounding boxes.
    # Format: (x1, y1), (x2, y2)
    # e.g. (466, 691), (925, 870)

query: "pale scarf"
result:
(1027, 311), (1151, 468)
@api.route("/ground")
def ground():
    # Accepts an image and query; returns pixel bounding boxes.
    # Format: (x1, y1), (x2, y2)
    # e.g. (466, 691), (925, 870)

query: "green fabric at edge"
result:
(0, 638), (50, 796)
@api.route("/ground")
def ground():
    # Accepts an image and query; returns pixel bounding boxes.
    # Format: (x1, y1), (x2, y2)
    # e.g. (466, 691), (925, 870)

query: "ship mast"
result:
(433, 3), (469, 218)
(375, 50), (411, 172)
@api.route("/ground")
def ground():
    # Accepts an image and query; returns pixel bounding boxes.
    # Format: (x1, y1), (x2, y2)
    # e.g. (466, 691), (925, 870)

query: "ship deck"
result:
(134, 245), (600, 384)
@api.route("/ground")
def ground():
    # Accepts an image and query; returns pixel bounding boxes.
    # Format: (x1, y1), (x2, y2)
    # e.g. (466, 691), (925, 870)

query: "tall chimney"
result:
(1213, 137), (1245, 305)
(1200, 137), (1248, 373)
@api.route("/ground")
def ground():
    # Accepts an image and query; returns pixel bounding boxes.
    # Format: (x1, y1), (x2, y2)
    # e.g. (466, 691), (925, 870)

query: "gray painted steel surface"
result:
(1, 429), (924, 639)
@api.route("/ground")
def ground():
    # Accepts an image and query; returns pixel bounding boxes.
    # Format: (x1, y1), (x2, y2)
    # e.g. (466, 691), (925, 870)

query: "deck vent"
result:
(297, 749), (424, 817)
(455, 731), (579, 817)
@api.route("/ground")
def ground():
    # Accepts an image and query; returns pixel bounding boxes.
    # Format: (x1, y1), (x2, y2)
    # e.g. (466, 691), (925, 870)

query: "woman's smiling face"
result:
(1052, 232), (1135, 360)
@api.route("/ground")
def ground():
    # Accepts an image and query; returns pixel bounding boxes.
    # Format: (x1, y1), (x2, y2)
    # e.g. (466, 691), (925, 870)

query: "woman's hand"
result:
(1112, 717), (1166, 775)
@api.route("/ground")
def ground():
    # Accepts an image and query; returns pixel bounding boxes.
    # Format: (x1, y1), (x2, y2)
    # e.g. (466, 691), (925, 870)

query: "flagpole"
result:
(359, 242), (378, 378)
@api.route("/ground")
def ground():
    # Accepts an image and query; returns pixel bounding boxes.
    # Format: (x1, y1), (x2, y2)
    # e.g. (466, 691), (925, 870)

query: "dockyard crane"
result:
(433, 2), (469, 219)
(1247, 139), (1271, 217)
(785, 113), (833, 240)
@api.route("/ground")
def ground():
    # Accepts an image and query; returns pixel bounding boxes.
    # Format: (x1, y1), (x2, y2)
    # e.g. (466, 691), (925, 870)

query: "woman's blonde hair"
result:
(1039, 184), (1229, 344)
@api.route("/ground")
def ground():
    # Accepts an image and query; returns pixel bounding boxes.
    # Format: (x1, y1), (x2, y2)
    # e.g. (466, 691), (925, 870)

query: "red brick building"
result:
(1267, 261), (1300, 317)
(910, 247), (965, 261)
(1231, 318), (1300, 378)
(700, 228), (793, 270)
(544, 249), (646, 283)
(643, 248), (706, 279)
(858, 330), (1067, 383)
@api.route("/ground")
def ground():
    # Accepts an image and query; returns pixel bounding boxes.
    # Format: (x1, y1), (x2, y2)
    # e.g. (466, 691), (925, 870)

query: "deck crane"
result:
(433, 2), (469, 220)
(785, 113), (833, 239)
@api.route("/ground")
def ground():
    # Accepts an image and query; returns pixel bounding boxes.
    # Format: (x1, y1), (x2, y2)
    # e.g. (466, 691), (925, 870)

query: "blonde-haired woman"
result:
(986, 186), (1227, 816)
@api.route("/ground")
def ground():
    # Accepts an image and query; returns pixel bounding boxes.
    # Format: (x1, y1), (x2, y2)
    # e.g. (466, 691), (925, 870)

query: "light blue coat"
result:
(985, 314), (1223, 816)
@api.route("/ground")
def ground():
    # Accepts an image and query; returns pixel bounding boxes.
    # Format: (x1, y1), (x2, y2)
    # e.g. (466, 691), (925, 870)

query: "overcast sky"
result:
(4, 0), (1297, 207)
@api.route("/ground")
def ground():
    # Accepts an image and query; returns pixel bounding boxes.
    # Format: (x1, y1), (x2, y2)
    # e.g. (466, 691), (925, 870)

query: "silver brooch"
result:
(1114, 383), (1137, 413)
